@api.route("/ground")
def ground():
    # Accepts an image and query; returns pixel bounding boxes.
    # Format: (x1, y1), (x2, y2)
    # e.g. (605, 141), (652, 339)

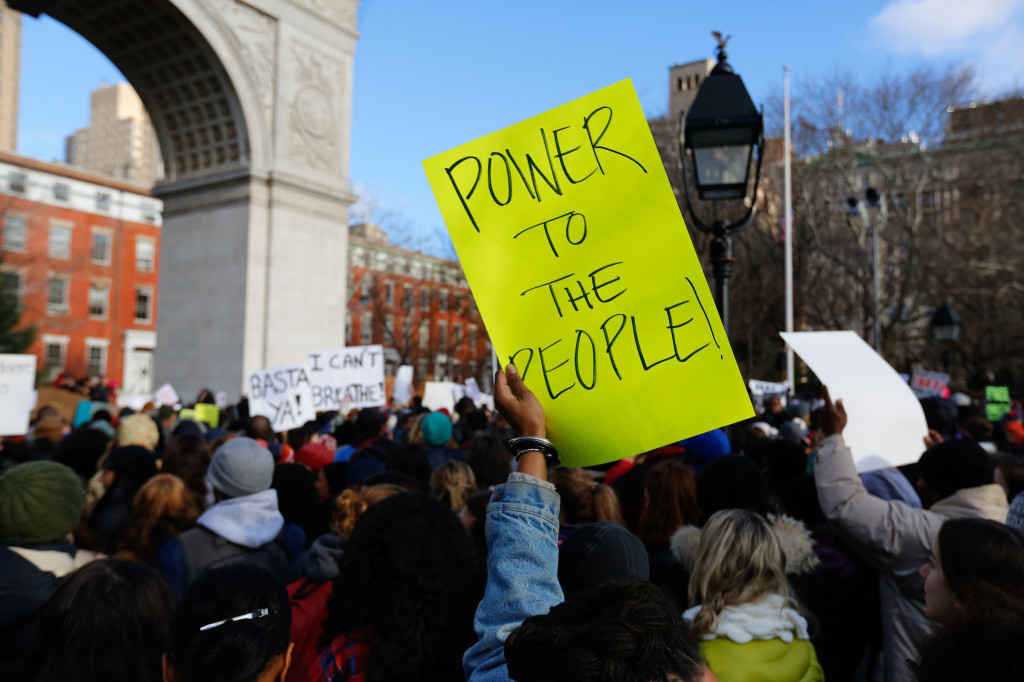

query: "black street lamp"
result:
(929, 301), (962, 374)
(679, 34), (764, 337)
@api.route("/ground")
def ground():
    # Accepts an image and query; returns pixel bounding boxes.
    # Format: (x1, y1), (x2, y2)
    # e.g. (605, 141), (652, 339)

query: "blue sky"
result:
(17, 0), (1024, 249)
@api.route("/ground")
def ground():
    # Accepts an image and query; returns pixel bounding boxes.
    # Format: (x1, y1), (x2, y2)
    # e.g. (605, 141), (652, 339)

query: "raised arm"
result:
(813, 387), (937, 572)
(463, 364), (564, 682)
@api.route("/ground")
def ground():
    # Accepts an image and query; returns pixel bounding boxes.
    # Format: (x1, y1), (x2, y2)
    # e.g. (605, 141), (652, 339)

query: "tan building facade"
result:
(65, 82), (163, 186)
(669, 58), (714, 119)
(0, 4), (20, 151)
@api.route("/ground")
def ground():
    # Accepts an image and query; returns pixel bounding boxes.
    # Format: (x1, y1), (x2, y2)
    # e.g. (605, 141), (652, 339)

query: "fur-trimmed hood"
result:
(670, 513), (819, 576)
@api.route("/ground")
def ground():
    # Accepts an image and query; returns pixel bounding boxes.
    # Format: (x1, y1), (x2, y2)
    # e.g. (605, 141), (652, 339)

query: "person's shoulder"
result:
(701, 638), (822, 682)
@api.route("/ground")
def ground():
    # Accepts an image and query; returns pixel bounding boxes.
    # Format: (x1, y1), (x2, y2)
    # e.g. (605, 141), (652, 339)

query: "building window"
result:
(8, 172), (26, 194)
(420, 289), (429, 311)
(453, 358), (462, 382)
(96, 192), (111, 211)
(141, 203), (157, 223)
(402, 317), (412, 344)
(417, 357), (429, 380)
(48, 223), (72, 259)
(135, 238), (155, 272)
(91, 230), (112, 264)
(2, 214), (27, 252)
(419, 319), (429, 348)
(402, 284), (412, 310)
(86, 343), (107, 377)
(469, 324), (478, 349)
(437, 320), (447, 347)
(385, 314), (395, 337)
(1, 270), (22, 303)
(88, 282), (109, 318)
(361, 311), (372, 345)
(47, 276), (69, 316)
(454, 323), (463, 348)
(134, 287), (153, 322)
(439, 288), (448, 313)
(42, 335), (69, 377)
(54, 183), (70, 201)
(384, 281), (394, 305)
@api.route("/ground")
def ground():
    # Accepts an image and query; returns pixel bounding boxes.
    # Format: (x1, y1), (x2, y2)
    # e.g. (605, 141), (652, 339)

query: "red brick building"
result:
(347, 223), (494, 389)
(0, 150), (161, 393)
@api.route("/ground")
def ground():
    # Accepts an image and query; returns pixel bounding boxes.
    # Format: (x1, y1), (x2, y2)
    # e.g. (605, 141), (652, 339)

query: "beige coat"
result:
(814, 434), (1007, 682)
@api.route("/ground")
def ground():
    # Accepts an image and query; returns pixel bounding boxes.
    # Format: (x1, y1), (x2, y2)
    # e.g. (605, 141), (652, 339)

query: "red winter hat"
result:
(296, 442), (334, 472)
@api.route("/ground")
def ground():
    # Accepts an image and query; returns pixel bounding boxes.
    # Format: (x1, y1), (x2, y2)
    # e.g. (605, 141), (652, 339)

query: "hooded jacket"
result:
(813, 434), (1008, 682)
(157, 489), (303, 598)
(670, 514), (820, 577)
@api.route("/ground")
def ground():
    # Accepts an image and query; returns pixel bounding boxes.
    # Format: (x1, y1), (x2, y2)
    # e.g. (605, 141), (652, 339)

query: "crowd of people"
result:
(1, 368), (1023, 682)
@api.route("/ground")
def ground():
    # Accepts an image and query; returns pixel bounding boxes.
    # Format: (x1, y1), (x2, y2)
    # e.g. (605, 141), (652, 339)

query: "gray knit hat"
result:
(0, 461), (85, 545)
(206, 437), (275, 498)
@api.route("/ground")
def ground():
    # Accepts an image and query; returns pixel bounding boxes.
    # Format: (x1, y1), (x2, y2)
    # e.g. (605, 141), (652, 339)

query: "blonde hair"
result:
(331, 483), (404, 537)
(429, 460), (477, 511)
(687, 509), (798, 637)
(549, 466), (625, 526)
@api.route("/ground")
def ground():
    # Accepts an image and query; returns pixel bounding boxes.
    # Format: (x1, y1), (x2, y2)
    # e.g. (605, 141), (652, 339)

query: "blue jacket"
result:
(463, 473), (563, 682)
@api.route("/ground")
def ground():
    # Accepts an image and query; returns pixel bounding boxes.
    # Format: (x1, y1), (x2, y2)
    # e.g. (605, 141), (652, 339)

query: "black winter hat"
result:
(558, 522), (649, 599)
(917, 438), (994, 499)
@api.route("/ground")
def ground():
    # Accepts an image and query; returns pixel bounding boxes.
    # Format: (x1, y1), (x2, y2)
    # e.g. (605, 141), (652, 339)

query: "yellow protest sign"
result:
(194, 403), (220, 428)
(423, 79), (752, 466)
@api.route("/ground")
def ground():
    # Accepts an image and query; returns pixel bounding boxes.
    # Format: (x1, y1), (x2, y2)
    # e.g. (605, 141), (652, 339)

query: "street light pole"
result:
(709, 223), (734, 336)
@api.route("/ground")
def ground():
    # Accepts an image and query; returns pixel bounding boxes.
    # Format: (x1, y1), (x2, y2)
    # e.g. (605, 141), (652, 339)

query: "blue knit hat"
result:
(422, 412), (453, 447)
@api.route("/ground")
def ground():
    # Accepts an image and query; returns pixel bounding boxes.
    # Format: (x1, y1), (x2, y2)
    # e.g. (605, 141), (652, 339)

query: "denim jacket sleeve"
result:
(463, 472), (563, 682)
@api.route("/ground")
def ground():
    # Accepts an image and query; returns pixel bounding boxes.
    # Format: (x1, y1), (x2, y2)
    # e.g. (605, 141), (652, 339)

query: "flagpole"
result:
(784, 65), (795, 395)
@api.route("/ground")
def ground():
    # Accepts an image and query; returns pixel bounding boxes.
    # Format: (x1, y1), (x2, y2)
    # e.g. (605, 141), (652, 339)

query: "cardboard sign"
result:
(247, 364), (316, 432)
(154, 383), (180, 407)
(986, 386), (1011, 422)
(0, 355), (36, 436)
(782, 331), (928, 472)
(748, 379), (789, 398)
(392, 365), (414, 406)
(307, 346), (386, 412)
(910, 370), (950, 399)
(194, 403), (220, 428)
(423, 79), (752, 466)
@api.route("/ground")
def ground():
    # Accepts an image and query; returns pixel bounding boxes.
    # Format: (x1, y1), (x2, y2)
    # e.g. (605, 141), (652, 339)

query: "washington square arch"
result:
(10, 0), (358, 399)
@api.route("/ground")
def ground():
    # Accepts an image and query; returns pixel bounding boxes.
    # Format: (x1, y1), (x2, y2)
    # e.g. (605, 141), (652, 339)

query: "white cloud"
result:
(869, 0), (1024, 56)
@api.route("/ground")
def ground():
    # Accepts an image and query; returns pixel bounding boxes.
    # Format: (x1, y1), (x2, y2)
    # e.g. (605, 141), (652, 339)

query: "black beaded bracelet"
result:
(507, 436), (559, 463)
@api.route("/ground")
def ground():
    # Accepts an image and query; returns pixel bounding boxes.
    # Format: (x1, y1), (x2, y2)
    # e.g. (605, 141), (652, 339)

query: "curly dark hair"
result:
(320, 492), (482, 682)
(504, 580), (704, 682)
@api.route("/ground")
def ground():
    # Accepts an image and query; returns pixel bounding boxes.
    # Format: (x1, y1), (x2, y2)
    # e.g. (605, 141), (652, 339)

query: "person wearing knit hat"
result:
(296, 442), (335, 473)
(812, 387), (1007, 682)
(0, 462), (85, 678)
(117, 414), (161, 452)
(157, 438), (303, 598)
(421, 411), (466, 471)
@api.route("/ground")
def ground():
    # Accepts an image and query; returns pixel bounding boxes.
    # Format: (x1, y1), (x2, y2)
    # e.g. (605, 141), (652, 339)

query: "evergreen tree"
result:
(0, 257), (35, 353)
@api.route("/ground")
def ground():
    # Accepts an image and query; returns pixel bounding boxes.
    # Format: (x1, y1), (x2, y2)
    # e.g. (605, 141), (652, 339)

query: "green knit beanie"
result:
(0, 461), (85, 545)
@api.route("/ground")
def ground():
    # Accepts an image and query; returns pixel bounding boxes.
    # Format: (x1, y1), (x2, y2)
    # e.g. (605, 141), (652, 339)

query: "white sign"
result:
(910, 370), (949, 399)
(247, 364), (316, 432)
(781, 331), (929, 472)
(465, 377), (482, 403)
(117, 393), (154, 411)
(215, 390), (229, 408)
(392, 365), (414, 406)
(422, 381), (457, 413)
(154, 383), (180, 407)
(748, 379), (789, 397)
(307, 345), (386, 411)
(0, 355), (37, 436)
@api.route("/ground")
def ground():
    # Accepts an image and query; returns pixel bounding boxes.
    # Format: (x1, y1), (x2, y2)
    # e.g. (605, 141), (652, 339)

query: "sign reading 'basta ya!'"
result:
(423, 79), (752, 466)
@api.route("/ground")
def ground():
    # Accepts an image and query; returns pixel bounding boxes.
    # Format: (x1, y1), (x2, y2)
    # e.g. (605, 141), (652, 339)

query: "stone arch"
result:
(11, 0), (358, 398)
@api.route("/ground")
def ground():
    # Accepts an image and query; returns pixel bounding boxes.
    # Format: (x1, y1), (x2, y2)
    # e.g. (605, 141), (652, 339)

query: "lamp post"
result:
(678, 34), (764, 338)
(846, 188), (885, 354)
(929, 301), (962, 374)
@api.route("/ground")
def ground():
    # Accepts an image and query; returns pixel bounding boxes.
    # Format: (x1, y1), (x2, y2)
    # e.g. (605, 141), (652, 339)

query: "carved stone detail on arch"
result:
(287, 42), (342, 172)
(204, 0), (278, 129)
(289, 0), (357, 28)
